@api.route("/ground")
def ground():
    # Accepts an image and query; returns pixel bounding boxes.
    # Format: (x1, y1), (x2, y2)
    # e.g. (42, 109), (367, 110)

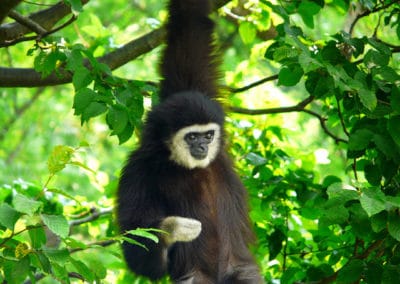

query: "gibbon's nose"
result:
(191, 143), (208, 159)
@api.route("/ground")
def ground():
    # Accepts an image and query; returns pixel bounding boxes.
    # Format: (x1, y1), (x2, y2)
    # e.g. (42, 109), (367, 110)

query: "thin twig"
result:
(0, 15), (76, 47)
(229, 95), (315, 115)
(349, 1), (399, 36)
(230, 96), (348, 144)
(69, 208), (113, 227)
(69, 239), (116, 253)
(301, 109), (348, 144)
(226, 74), (279, 94)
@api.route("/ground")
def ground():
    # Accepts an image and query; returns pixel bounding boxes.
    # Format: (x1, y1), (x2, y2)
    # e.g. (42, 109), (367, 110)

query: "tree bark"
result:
(0, 0), (22, 24)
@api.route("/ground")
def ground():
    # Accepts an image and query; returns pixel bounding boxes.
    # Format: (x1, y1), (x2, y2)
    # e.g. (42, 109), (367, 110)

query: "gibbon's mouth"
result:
(191, 152), (208, 160)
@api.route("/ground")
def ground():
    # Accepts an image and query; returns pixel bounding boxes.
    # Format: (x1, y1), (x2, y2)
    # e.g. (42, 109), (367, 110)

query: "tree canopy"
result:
(1, 0), (400, 283)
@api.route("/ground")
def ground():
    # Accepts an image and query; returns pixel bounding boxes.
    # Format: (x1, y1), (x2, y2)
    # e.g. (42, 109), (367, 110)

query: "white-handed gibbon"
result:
(116, 0), (263, 283)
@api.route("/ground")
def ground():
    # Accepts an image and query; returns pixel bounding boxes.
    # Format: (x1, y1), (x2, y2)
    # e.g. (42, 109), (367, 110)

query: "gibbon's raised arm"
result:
(159, 0), (220, 100)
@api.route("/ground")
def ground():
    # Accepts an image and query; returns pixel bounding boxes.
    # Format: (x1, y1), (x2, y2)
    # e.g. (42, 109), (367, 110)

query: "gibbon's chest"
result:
(160, 165), (221, 218)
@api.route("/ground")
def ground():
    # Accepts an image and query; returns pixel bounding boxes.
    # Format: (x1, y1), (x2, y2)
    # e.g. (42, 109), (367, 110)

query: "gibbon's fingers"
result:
(160, 216), (202, 245)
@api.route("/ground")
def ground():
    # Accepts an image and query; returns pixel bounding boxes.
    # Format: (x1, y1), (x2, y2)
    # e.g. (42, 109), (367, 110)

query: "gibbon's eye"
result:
(205, 130), (214, 141)
(185, 133), (197, 142)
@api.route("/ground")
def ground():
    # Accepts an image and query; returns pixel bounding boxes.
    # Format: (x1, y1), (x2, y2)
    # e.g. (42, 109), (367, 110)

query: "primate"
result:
(116, 0), (263, 283)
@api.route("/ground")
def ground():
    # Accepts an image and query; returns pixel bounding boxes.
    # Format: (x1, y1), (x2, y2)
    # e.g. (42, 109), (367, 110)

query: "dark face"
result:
(184, 130), (215, 160)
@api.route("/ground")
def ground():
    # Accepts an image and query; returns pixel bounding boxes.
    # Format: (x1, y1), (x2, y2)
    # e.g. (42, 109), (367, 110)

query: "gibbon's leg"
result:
(221, 264), (264, 284)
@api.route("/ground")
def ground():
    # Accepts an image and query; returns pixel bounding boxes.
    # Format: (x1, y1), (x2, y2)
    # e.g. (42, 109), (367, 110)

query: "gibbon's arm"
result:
(118, 163), (202, 279)
(159, 0), (219, 99)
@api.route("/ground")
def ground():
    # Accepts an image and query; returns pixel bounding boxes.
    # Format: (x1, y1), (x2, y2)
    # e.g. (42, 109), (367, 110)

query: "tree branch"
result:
(229, 95), (315, 115)
(0, 0), (23, 24)
(0, 27), (166, 87)
(69, 207), (113, 227)
(1, 14), (77, 47)
(349, 1), (399, 36)
(226, 74), (279, 93)
(7, 10), (47, 35)
(230, 96), (348, 144)
(0, 0), (231, 87)
(0, 0), (89, 44)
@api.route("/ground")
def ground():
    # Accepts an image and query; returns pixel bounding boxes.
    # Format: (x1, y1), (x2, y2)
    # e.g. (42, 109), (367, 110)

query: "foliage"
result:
(1, 0), (400, 283)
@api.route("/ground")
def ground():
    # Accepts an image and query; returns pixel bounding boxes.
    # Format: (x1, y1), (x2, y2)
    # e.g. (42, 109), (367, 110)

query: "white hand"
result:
(160, 216), (202, 245)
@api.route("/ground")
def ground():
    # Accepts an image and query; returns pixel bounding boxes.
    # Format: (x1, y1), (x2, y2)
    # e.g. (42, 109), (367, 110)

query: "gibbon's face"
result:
(168, 123), (221, 169)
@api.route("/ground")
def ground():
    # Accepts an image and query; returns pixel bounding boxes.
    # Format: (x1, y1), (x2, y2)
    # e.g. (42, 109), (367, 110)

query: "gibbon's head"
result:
(144, 92), (225, 169)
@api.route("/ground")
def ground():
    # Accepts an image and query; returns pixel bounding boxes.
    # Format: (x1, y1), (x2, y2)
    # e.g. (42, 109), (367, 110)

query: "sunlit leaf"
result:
(360, 188), (386, 217)
(239, 22), (256, 45)
(41, 214), (69, 238)
(13, 194), (42, 216)
(47, 145), (75, 174)
(0, 203), (21, 229)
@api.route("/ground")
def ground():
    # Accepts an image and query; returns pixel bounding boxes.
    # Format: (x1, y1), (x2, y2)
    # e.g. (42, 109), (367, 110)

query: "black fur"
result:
(116, 0), (263, 282)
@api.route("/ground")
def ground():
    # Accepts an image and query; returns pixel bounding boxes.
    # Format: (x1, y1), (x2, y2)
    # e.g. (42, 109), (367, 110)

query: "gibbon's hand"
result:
(160, 216), (202, 246)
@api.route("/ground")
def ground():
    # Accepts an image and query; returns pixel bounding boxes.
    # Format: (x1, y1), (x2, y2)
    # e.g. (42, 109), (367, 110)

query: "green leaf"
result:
(373, 133), (398, 159)
(64, 0), (83, 15)
(35, 252), (51, 273)
(371, 212), (387, 233)
(239, 22), (256, 45)
(348, 129), (374, 151)
(278, 64), (304, 86)
(121, 236), (148, 250)
(46, 187), (81, 204)
(107, 104), (129, 135)
(246, 153), (267, 166)
(297, 0), (321, 28)
(320, 205), (349, 226)
(387, 116), (400, 147)
(359, 88), (377, 111)
(47, 145), (74, 174)
(360, 188), (386, 217)
(28, 226), (47, 249)
(388, 212), (400, 241)
(73, 88), (96, 115)
(368, 38), (391, 55)
(337, 259), (364, 283)
(326, 183), (359, 202)
(43, 247), (70, 264)
(41, 214), (69, 238)
(267, 229), (285, 260)
(82, 254), (107, 279)
(364, 49), (390, 67)
(2, 257), (30, 284)
(72, 67), (93, 90)
(305, 70), (334, 97)
(66, 48), (84, 71)
(127, 228), (160, 243)
(364, 262), (384, 284)
(34, 50), (66, 78)
(116, 122), (134, 144)
(51, 262), (69, 282)
(81, 101), (107, 122)
(273, 46), (299, 62)
(375, 66), (400, 83)
(70, 258), (95, 282)
(364, 163), (382, 186)
(0, 203), (21, 229)
(390, 86), (400, 113)
(13, 194), (42, 216)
